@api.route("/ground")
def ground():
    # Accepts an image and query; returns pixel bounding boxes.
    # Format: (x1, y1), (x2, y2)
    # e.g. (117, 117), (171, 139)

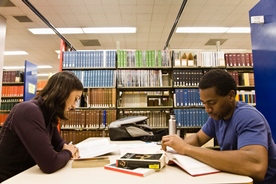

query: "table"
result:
(3, 139), (253, 184)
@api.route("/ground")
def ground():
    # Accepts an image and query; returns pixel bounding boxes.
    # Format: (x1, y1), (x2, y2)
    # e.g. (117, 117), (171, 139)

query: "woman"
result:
(0, 71), (83, 182)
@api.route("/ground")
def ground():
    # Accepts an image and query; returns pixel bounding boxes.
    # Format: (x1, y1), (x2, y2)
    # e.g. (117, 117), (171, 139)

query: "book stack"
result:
(104, 152), (165, 177)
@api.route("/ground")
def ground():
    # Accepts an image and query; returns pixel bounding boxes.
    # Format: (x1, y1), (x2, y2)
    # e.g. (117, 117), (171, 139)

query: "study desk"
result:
(3, 139), (253, 184)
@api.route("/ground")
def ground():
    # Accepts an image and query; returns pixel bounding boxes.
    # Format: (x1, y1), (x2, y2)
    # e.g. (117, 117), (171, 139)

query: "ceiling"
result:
(0, 0), (259, 77)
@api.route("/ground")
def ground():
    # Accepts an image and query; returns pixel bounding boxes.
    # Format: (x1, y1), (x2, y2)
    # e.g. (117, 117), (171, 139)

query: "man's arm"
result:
(184, 143), (267, 182)
(184, 129), (212, 147)
(162, 133), (268, 182)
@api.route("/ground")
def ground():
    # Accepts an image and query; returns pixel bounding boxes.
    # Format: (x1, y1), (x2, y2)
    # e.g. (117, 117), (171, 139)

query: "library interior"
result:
(1, 0), (276, 183)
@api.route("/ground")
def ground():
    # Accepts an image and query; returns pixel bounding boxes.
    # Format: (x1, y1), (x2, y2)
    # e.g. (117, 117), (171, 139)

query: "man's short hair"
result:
(198, 69), (237, 96)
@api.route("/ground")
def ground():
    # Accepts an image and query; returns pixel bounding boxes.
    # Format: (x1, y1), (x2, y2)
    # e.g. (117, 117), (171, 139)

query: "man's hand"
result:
(161, 134), (190, 155)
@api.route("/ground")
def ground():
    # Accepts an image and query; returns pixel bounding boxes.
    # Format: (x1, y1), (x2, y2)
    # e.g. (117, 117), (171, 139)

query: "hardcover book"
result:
(72, 156), (110, 168)
(104, 163), (155, 177)
(116, 152), (165, 170)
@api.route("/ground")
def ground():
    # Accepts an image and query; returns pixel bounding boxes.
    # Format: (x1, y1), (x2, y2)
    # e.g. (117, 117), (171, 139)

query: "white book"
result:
(75, 138), (118, 159)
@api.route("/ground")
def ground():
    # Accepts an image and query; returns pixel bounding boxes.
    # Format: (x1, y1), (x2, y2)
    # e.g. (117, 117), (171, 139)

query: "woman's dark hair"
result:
(198, 69), (237, 96)
(36, 71), (83, 120)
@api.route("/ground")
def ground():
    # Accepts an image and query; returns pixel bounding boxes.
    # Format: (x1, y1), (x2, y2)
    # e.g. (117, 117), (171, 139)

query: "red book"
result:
(104, 163), (155, 177)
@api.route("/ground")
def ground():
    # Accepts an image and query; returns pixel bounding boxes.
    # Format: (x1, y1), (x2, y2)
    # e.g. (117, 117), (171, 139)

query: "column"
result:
(0, 15), (7, 103)
(249, 0), (276, 141)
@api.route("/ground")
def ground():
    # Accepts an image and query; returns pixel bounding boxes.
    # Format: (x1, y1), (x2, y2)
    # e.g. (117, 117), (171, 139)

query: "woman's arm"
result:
(13, 104), (72, 173)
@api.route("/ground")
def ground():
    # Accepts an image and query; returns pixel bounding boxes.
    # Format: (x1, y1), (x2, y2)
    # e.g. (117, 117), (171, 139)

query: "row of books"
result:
(119, 111), (168, 128)
(117, 50), (171, 68)
(1, 86), (24, 97)
(174, 89), (255, 108)
(173, 70), (254, 88)
(61, 50), (253, 69)
(37, 80), (47, 90)
(174, 88), (201, 107)
(60, 110), (117, 129)
(148, 97), (171, 107)
(228, 71), (255, 86)
(173, 51), (225, 67)
(174, 109), (209, 127)
(68, 70), (116, 88)
(120, 93), (147, 107)
(0, 114), (8, 125)
(0, 99), (22, 111)
(225, 53), (253, 67)
(61, 68), (254, 90)
(63, 50), (116, 68)
(236, 90), (256, 105)
(171, 51), (253, 68)
(119, 92), (172, 108)
(60, 130), (109, 144)
(117, 70), (163, 87)
(173, 69), (207, 87)
(85, 88), (116, 108)
(2, 70), (24, 83)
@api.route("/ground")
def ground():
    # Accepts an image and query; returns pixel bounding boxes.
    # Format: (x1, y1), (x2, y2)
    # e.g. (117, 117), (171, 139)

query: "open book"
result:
(75, 138), (119, 159)
(166, 150), (220, 176)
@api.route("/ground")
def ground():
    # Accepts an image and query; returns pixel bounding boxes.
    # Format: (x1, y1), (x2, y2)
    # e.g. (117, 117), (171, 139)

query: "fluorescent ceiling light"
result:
(3, 65), (52, 70)
(29, 28), (83, 34)
(4, 51), (28, 55)
(29, 28), (55, 34)
(226, 27), (250, 33)
(176, 27), (251, 33)
(38, 65), (52, 69)
(82, 27), (136, 34)
(37, 73), (50, 77)
(57, 28), (83, 34)
(176, 27), (229, 33)
(3, 66), (25, 70)
(29, 27), (136, 34)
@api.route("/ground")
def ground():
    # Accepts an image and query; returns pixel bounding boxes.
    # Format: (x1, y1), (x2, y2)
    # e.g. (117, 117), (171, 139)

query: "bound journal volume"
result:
(72, 156), (110, 168)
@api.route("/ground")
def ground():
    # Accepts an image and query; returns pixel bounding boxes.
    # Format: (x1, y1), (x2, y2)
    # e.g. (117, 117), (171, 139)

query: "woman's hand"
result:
(63, 143), (80, 159)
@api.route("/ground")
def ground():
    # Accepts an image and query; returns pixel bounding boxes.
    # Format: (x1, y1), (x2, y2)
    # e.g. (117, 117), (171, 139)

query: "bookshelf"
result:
(61, 50), (117, 143)
(116, 50), (173, 131)
(0, 71), (24, 126)
(60, 49), (255, 143)
(171, 50), (255, 138)
(0, 61), (38, 126)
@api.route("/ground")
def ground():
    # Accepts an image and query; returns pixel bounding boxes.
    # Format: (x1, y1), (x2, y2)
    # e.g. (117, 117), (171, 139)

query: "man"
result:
(162, 69), (276, 183)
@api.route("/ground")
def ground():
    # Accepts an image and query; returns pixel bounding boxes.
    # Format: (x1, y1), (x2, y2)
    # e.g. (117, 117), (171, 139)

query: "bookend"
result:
(109, 116), (168, 141)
